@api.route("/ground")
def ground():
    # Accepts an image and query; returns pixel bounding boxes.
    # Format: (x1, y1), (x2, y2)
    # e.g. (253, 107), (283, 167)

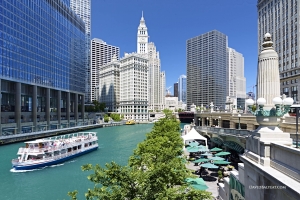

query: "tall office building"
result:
(227, 48), (246, 108)
(99, 55), (120, 112)
(186, 30), (228, 109)
(178, 75), (187, 103)
(119, 53), (149, 121)
(70, 0), (91, 103)
(174, 82), (178, 97)
(90, 39), (120, 102)
(0, 0), (86, 135)
(257, 0), (300, 102)
(147, 42), (165, 110)
(137, 13), (165, 111)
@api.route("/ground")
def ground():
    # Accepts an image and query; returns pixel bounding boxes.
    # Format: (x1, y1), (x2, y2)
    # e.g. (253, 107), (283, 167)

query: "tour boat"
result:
(11, 132), (98, 171)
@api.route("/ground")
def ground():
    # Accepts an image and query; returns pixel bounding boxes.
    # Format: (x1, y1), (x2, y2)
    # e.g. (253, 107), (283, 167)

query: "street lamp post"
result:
(238, 114), (241, 129)
(206, 117), (208, 126)
(198, 117), (201, 126)
(218, 116), (221, 127)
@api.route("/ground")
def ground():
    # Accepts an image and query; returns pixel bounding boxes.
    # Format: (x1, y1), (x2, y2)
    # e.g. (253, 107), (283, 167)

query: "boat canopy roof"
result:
(24, 139), (53, 144)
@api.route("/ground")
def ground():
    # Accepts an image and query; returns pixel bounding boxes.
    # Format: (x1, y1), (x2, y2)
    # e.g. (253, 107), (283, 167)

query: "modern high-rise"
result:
(174, 82), (178, 97)
(227, 48), (246, 109)
(119, 53), (149, 121)
(70, 0), (91, 103)
(99, 55), (120, 112)
(186, 30), (228, 109)
(257, 0), (300, 103)
(0, 0), (86, 135)
(90, 39), (120, 102)
(178, 75), (187, 104)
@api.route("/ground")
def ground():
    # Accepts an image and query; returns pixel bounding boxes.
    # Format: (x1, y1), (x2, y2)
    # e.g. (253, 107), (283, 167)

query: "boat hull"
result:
(12, 146), (98, 171)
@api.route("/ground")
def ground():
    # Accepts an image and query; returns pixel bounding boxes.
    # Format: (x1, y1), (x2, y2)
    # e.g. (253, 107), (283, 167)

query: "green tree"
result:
(68, 109), (212, 199)
(103, 114), (109, 123)
(110, 113), (121, 122)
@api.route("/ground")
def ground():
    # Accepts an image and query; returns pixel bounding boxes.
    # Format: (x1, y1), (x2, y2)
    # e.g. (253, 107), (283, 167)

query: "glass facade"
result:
(178, 75), (187, 104)
(0, 0), (86, 93)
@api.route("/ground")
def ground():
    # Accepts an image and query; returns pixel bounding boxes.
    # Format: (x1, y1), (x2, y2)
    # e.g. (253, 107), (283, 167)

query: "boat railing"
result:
(16, 136), (97, 155)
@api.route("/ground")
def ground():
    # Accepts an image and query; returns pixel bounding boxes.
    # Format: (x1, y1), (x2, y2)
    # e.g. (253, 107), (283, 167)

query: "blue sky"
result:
(91, 0), (258, 95)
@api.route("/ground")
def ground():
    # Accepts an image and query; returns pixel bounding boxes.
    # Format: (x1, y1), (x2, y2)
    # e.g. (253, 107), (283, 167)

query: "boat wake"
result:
(10, 167), (46, 173)
(10, 159), (79, 172)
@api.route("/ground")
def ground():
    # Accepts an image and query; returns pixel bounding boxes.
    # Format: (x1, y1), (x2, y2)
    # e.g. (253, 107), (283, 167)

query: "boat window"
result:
(73, 146), (77, 151)
(78, 145), (81, 149)
(61, 149), (67, 154)
(45, 153), (52, 158)
(67, 148), (72, 152)
(54, 151), (60, 156)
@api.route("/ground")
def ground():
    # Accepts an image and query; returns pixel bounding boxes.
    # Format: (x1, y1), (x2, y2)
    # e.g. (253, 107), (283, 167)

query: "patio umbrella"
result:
(201, 152), (212, 156)
(210, 147), (223, 152)
(187, 146), (200, 153)
(215, 151), (231, 156)
(198, 145), (209, 152)
(212, 160), (231, 165)
(193, 158), (210, 163)
(210, 156), (225, 161)
(188, 141), (199, 147)
(185, 178), (208, 191)
(200, 163), (219, 169)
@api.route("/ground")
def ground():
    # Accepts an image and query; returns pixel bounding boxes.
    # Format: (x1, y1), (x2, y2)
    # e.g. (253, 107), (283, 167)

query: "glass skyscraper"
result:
(0, 0), (86, 135)
(186, 30), (228, 109)
(178, 75), (187, 104)
(70, 0), (91, 103)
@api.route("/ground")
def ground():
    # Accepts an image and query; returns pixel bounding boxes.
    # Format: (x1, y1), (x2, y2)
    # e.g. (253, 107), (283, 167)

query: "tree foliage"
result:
(68, 109), (212, 200)
(110, 113), (123, 122)
(103, 114), (110, 123)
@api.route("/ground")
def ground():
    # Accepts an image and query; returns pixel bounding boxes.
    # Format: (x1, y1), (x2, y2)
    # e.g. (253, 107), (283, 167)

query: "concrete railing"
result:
(196, 126), (251, 137)
(270, 143), (300, 182)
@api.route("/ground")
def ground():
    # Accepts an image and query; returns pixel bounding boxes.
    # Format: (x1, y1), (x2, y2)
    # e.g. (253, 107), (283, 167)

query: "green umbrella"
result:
(201, 152), (212, 156)
(198, 145), (209, 152)
(210, 156), (225, 161)
(210, 147), (223, 152)
(193, 158), (209, 163)
(188, 141), (199, 147)
(200, 163), (219, 169)
(186, 178), (208, 191)
(187, 146), (200, 153)
(213, 160), (231, 165)
(215, 152), (231, 156)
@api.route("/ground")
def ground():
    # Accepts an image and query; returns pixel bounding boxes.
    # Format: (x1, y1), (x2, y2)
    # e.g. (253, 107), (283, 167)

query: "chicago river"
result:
(0, 124), (160, 200)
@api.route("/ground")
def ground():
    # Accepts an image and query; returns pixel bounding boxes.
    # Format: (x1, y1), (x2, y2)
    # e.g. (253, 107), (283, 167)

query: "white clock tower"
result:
(137, 11), (148, 54)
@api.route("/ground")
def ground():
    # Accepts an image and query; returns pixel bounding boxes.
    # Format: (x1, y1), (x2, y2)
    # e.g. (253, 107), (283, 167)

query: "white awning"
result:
(182, 128), (207, 148)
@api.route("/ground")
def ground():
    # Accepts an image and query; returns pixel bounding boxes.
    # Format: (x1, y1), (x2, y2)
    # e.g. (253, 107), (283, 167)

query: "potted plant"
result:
(227, 165), (234, 171)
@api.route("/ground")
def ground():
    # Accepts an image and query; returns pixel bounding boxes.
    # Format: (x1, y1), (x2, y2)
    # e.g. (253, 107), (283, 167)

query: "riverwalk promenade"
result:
(184, 149), (219, 199)
(0, 122), (123, 145)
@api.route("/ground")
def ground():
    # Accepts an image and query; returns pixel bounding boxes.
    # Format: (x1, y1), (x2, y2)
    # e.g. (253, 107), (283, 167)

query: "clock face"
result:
(141, 38), (145, 42)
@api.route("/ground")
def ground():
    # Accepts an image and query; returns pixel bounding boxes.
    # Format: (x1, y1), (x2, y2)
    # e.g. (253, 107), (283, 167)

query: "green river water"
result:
(0, 123), (187, 200)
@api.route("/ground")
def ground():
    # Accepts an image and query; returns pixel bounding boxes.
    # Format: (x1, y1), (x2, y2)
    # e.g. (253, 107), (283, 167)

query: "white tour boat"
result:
(11, 132), (98, 171)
